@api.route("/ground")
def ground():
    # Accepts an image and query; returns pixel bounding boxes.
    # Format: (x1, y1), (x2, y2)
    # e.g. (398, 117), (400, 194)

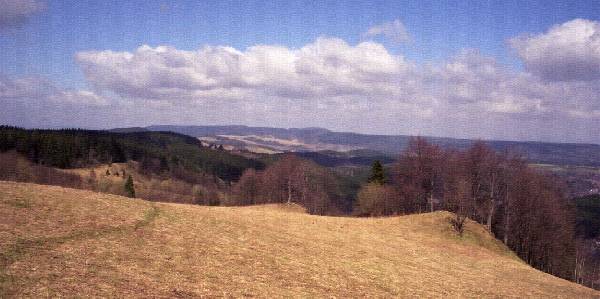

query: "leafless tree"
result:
(393, 137), (443, 213)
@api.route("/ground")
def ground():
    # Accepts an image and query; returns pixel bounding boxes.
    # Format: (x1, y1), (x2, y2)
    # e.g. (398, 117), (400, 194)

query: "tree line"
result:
(572, 194), (600, 288)
(230, 137), (577, 280)
(354, 137), (575, 280)
(229, 154), (349, 215)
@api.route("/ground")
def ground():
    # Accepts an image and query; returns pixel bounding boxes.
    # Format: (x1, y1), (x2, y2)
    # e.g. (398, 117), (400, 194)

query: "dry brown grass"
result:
(1, 181), (597, 298)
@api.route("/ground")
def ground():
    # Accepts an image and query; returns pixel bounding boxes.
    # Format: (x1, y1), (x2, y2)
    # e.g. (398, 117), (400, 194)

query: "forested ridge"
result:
(0, 126), (264, 182)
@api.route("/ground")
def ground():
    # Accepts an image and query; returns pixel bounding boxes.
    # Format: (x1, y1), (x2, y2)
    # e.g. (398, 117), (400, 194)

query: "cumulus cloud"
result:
(8, 18), (600, 142)
(73, 35), (600, 123)
(76, 38), (414, 101)
(0, 0), (45, 29)
(510, 19), (600, 81)
(363, 19), (411, 44)
(426, 50), (553, 115)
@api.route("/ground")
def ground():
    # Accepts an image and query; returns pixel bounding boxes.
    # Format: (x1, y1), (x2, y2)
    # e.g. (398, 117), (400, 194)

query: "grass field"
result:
(0, 181), (597, 297)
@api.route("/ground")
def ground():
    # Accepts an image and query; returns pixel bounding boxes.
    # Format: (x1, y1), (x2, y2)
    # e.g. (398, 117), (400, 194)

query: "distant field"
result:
(198, 134), (362, 154)
(1, 181), (596, 297)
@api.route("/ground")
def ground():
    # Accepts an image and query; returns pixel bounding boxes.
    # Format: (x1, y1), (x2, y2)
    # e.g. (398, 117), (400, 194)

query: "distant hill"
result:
(109, 127), (149, 133)
(140, 125), (600, 167)
(1, 181), (596, 297)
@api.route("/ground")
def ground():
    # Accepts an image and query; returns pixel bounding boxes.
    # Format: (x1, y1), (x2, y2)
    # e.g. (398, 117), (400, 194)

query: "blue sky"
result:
(3, 0), (599, 89)
(2, 0), (600, 143)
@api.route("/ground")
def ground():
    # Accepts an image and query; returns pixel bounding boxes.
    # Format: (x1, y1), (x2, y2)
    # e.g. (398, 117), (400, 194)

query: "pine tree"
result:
(124, 175), (136, 198)
(368, 160), (385, 185)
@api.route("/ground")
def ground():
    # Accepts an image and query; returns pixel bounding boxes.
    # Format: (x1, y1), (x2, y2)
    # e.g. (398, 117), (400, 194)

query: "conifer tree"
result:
(368, 160), (385, 185)
(124, 175), (136, 198)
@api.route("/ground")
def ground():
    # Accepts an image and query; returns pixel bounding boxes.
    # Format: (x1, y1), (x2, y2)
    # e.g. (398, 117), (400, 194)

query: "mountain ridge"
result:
(131, 125), (600, 167)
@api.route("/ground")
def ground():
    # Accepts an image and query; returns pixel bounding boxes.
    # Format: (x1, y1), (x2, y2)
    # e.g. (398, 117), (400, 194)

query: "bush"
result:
(354, 183), (396, 216)
(450, 213), (467, 236)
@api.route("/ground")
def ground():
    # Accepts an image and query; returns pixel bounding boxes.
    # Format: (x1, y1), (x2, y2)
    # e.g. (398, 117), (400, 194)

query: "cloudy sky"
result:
(2, 0), (600, 143)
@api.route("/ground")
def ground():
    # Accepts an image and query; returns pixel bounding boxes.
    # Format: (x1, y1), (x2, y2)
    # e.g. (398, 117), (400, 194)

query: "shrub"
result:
(354, 183), (396, 216)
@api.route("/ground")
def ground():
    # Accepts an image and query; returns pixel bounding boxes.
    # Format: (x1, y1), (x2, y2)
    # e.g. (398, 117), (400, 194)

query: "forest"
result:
(0, 126), (596, 287)
(0, 126), (264, 182)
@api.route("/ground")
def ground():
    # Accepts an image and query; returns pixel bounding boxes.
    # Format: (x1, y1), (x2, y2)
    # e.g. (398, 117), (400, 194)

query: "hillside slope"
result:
(1, 181), (596, 297)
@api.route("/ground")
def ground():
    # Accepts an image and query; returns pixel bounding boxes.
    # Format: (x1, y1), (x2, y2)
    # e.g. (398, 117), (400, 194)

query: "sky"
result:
(1, 0), (600, 143)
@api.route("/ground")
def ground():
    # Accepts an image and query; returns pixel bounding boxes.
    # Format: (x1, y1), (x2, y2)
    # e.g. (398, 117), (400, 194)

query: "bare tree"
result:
(449, 179), (471, 236)
(393, 137), (443, 214)
(391, 139), (576, 279)
(232, 168), (261, 205)
(237, 154), (341, 215)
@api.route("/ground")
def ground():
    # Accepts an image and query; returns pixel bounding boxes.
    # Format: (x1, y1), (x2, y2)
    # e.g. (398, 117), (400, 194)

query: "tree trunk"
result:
(287, 178), (292, 204)
(575, 256), (579, 283)
(472, 182), (481, 221)
(486, 204), (495, 233)
(503, 186), (510, 245)
(503, 211), (510, 245)
(430, 181), (434, 213)
(486, 174), (496, 232)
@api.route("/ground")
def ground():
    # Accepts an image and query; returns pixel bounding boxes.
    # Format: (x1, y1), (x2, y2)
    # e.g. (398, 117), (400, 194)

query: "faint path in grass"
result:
(0, 204), (160, 297)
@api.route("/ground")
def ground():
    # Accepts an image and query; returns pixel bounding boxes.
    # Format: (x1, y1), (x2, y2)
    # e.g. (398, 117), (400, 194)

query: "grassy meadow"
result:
(0, 181), (597, 297)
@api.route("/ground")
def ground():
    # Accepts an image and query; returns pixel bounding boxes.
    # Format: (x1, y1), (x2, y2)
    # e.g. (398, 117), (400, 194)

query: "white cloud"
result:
(75, 37), (415, 101)
(73, 35), (600, 125)
(8, 18), (600, 142)
(363, 19), (411, 44)
(0, 0), (45, 29)
(0, 75), (54, 98)
(510, 19), (600, 81)
(425, 50), (555, 115)
(49, 90), (110, 106)
(0, 75), (108, 106)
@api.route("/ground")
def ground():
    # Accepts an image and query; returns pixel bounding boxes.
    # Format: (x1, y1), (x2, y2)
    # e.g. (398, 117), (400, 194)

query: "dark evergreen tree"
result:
(159, 156), (169, 173)
(110, 138), (127, 163)
(368, 160), (385, 185)
(124, 175), (136, 198)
